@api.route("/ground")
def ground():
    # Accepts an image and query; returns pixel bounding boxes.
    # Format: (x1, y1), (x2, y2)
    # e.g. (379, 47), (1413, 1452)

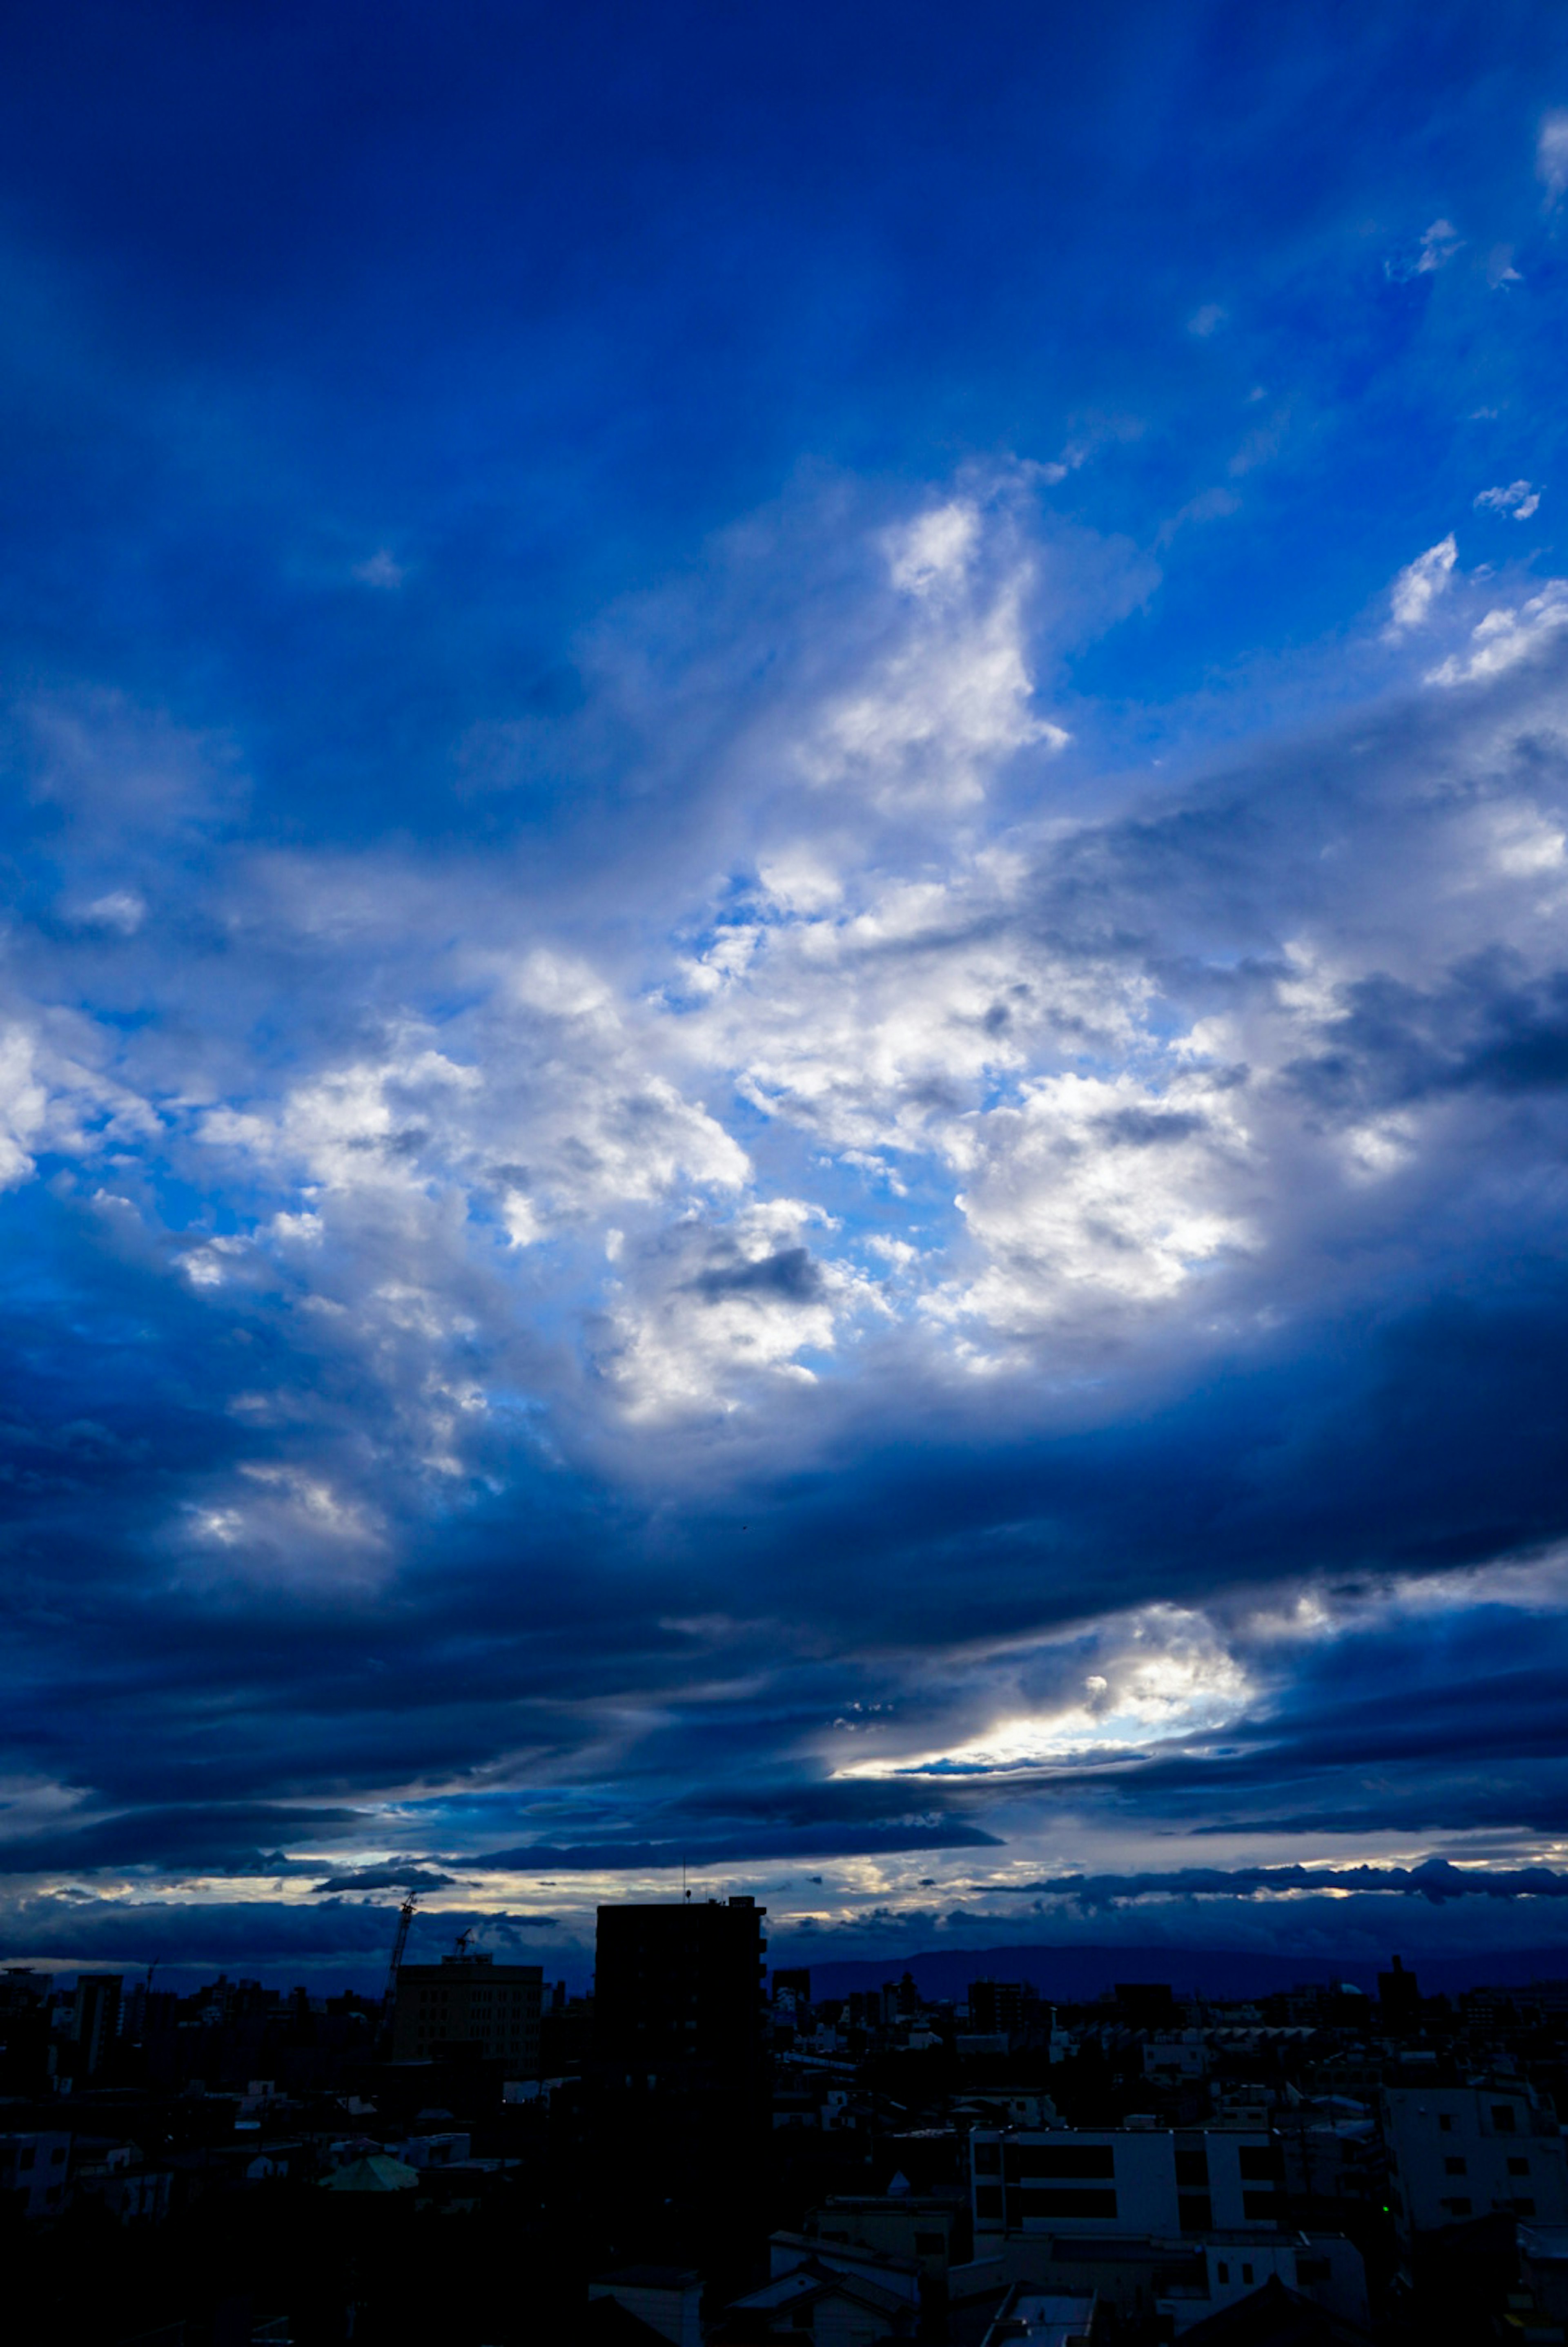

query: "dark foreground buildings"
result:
(9, 1931), (1568, 2343)
(590, 1895), (770, 2271)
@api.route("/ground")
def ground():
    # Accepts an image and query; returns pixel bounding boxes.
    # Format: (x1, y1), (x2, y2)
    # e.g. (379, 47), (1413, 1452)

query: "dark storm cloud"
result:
(690, 1247), (826, 1304)
(466, 1823), (1002, 1871)
(310, 1867), (458, 1894)
(0, 1805), (364, 1877)
(992, 1861), (1568, 1908)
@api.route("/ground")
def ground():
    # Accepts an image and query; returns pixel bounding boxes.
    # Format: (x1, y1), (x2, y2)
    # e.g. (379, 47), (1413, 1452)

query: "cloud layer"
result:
(2, 2), (1568, 1979)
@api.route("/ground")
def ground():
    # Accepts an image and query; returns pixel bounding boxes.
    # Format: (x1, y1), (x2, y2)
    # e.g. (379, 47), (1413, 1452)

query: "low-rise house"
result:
(588, 2267), (705, 2347)
(769, 2231), (922, 2307)
(73, 2142), (174, 2224)
(1175, 2273), (1379, 2344)
(385, 2128), (471, 2169)
(319, 2152), (419, 2192)
(1155, 2234), (1369, 2334)
(715, 2255), (917, 2347)
(1519, 2224), (1568, 2327)
(807, 2185), (969, 2275)
(951, 2230), (1365, 2338)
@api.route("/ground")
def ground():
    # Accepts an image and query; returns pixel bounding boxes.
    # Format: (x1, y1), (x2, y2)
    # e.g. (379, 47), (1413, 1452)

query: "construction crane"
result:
(379, 1891), (420, 2044)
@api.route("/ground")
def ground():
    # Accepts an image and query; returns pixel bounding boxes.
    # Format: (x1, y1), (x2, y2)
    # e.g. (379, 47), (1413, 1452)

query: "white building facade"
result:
(971, 2126), (1283, 2239)
(1383, 2081), (1568, 2238)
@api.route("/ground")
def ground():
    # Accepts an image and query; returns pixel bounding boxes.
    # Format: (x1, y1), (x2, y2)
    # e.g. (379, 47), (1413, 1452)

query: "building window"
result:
(1445, 2157), (1467, 2176)
(1443, 2198), (1472, 2216)
(1216, 2264), (1229, 2284)
(1241, 2266), (1254, 2286)
(1439, 2114), (1452, 2132)
(1515, 2198), (1537, 2217)
(1006, 2144), (1115, 2179)
(1023, 2188), (1118, 2217)
(1509, 2158), (1530, 2177)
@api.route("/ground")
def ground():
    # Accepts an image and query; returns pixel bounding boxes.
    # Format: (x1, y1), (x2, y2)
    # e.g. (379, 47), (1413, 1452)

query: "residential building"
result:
(390, 1951), (542, 2068)
(716, 2253), (918, 2347)
(971, 2125), (1284, 2239)
(1383, 2079), (1568, 2238)
(0, 2131), (71, 2218)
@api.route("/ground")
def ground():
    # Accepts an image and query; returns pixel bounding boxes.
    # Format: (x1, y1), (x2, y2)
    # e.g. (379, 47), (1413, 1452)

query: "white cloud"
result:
(353, 549), (405, 589)
(797, 497), (1068, 810)
(1383, 220), (1463, 281)
(937, 1069), (1256, 1326)
(1538, 110), (1568, 203)
(1187, 303), (1225, 337)
(1426, 580), (1568, 685)
(1387, 534), (1457, 631)
(20, 473), (1568, 1472)
(1474, 480), (1541, 520)
(839, 1604), (1254, 1778)
(1416, 218), (1462, 272)
(74, 890), (146, 934)
(600, 1203), (849, 1419)
(886, 500), (981, 596)
(0, 1028), (49, 1191)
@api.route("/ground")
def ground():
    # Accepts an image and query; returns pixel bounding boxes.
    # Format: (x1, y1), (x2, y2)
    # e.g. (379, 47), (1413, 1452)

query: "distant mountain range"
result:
(791, 1943), (1568, 2006)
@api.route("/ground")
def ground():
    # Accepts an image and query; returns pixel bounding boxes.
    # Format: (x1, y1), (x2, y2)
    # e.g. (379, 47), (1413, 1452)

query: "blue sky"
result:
(5, 0), (1568, 1984)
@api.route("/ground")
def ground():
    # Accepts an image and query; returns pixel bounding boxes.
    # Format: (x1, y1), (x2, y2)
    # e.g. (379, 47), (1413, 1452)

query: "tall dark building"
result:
(591, 1897), (769, 2269)
(73, 1974), (122, 2079)
(391, 1951), (542, 2068)
(596, 1896), (768, 2082)
(969, 1978), (1034, 2034)
(1378, 1953), (1421, 2031)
